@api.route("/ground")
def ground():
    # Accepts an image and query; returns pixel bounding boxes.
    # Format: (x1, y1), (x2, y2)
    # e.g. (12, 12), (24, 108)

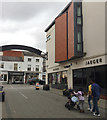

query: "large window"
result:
(73, 65), (107, 95)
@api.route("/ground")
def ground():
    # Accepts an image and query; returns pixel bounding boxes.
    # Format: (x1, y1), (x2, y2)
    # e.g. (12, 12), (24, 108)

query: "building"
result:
(45, 1), (107, 96)
(0, 50), (46, 83)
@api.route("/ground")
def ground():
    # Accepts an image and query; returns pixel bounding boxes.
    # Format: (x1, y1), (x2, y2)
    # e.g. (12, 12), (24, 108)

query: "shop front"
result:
(72, 56), (107, 97)
(8, 71), (24, 84)
(48, 70), (68, 89)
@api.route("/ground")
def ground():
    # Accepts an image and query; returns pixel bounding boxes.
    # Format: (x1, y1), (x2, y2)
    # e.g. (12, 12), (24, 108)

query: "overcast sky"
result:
(0, 0), (72, 52)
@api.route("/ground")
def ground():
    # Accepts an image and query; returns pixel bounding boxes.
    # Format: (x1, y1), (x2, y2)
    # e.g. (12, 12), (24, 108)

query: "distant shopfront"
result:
(8, 71), (24, 83)
(48, 70), (68, 89)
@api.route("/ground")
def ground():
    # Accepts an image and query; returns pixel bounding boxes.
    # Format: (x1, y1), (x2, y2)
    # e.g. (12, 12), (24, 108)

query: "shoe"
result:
(88, 108), (92, 112)
(93, 113), (100, 117)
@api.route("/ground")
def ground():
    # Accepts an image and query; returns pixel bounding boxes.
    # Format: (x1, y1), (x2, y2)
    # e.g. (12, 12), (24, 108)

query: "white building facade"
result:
(45, 1), (107, 96)
(0, 51), (45, 83)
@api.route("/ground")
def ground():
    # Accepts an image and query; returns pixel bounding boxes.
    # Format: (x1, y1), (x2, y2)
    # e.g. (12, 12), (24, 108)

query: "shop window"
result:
(73, 69), (82, 86)
(14, 64), (18, 71)
(95, 66), (107, 89)
(61, 71), (67, 84)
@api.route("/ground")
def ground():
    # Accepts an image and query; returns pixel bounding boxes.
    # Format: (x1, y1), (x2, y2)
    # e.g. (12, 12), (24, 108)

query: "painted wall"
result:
(46, 25), (59, 70)
(82, 2), (105, 58)
(0, 55), (44, 80)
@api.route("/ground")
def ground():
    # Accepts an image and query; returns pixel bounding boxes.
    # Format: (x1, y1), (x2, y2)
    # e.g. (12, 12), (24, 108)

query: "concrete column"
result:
(7, 74), (8, 82)
(70, 69), (73, 89)
(46, 72), (48, 84)
(67, 67), (73, 89)
(24, 74), (26, 84)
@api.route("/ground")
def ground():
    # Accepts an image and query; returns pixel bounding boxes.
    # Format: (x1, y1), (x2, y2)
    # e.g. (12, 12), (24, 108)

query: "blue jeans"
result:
(92, 97), (100, 114)
(88, 95), (92, 109)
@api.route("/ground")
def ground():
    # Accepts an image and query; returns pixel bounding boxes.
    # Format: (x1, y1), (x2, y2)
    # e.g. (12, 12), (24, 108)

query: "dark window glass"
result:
(77, 6), (81, 16)
(73, 69), (82, 85)
(77, 17), (81, 24)
(28, 58), (31, 62)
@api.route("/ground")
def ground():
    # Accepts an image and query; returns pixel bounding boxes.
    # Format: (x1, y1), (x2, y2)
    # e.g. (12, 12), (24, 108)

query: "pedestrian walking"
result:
(74, 88), (84, 113)
(91, 79), (101, 117)
(87, 81), (92, 112)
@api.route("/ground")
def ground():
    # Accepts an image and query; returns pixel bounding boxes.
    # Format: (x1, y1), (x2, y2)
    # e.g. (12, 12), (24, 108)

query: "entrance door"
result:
(4, 74), (7, 81)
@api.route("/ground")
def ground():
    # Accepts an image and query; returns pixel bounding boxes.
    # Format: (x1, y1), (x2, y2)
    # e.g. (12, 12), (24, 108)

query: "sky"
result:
(0, 0), (72, 52)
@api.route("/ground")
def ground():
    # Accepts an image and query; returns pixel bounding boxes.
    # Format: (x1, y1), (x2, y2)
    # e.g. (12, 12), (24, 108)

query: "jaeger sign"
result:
(85, 58), (102, 65)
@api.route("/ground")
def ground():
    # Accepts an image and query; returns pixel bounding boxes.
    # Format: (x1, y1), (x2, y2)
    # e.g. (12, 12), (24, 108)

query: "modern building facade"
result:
(0, 50), (46, 83)
(45, 1), (107, 96)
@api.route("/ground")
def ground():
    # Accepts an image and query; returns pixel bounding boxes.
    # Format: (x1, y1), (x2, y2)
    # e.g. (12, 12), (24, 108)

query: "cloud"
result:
(0, 2), (69, 52)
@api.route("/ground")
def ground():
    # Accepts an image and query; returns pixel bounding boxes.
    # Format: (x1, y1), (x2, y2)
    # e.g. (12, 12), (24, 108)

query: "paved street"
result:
(1, 84), (106, 119)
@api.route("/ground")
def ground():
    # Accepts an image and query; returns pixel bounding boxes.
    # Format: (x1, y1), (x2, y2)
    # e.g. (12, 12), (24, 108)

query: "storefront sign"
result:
(85, 58), (102, 65)
(53, 68), (59, 71)
(9, 72), (24, 76)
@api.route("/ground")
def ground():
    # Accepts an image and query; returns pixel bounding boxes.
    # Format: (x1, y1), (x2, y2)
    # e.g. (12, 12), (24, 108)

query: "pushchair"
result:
(65, 94), (79, 110)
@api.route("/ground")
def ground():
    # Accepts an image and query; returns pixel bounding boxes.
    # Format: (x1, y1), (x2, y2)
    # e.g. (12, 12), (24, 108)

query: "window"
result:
(77, 32), (81, 43)
(77, 31), (82, 52)
(28, 58), (31, 62)
(36, 65), (39, 71)
(14, 64), (18, 71)
(77, 6), (82, 25)
(1, 63), (4, 68)
(77, 17), (81, 24)
(77, 6), (81, 16)
(36, 59), (39, 62)
(77, 44), (82, 52)
(27, 65), (31, 71)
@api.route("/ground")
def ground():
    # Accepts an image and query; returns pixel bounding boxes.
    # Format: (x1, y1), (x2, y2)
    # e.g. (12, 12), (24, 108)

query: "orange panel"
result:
(68, 2), (74, 60)
(55, 13), (67, 62)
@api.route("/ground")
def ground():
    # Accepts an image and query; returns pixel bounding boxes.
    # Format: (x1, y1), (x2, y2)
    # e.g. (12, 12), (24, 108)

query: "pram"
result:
(65, 95), (79, 110)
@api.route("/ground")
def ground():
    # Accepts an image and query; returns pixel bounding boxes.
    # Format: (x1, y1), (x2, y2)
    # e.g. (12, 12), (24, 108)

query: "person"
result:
(91, 79), (101, 117)
(74, 88), (84, 113)
(87, 81), (92, 111)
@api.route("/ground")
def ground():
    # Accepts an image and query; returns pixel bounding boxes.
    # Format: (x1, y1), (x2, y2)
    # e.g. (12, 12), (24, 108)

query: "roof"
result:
(45, 2), (72, 32)
(0, 56), (23, 62)
(23, 51), (42, 57)
(0, 45), (42, 55)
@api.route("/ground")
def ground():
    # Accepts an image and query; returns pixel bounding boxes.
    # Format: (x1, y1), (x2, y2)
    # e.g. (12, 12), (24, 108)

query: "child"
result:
(74, 88), (84, 113)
